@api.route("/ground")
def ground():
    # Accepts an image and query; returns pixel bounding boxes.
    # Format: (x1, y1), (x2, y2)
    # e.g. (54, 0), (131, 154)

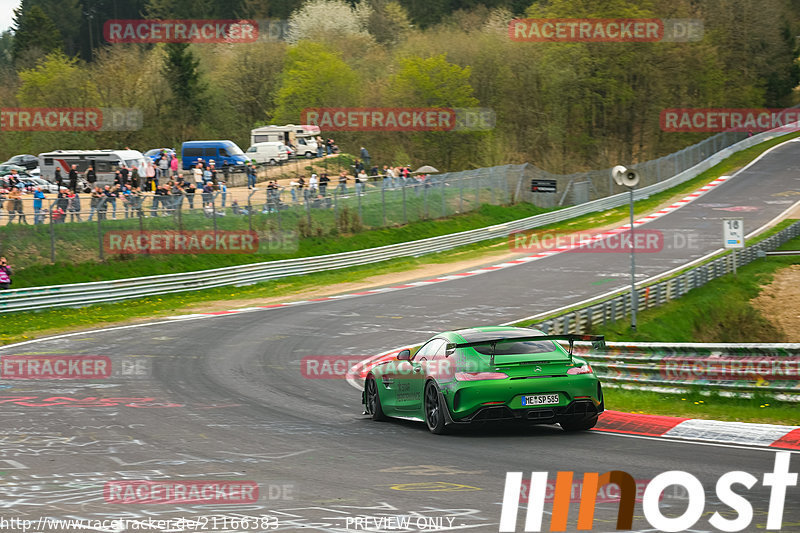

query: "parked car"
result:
(2, 154), (38, 170)
(181, 140), (249, 170)
(245, 142), (291, 165)
(144, 148), (177, 163)
(0, 164), (30, 177)
(20, 176), (59, 193)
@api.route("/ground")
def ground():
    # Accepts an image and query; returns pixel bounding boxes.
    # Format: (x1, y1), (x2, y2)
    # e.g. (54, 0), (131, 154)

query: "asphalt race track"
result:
(2, 140), (800, 532)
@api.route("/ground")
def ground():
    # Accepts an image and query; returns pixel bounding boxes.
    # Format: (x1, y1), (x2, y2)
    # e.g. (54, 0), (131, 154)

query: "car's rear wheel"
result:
(365, 376), (386, 421)
(424, 381), (447, 434)
(560, 416), (598, 432)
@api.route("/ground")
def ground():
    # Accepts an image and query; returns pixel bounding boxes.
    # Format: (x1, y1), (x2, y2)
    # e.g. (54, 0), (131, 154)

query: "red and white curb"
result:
(166, 175), (732, 321)
(596, 410), (800, 450)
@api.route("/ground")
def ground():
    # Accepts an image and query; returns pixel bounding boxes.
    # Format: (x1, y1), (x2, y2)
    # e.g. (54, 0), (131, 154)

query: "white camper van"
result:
(245, 142), (291, 165)
(250, 125), (321, 158)
(38, 149), (148, 187)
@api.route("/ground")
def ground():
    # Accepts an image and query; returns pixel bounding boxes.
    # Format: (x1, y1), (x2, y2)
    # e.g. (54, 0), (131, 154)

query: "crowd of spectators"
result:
(0, 144), (436, 224)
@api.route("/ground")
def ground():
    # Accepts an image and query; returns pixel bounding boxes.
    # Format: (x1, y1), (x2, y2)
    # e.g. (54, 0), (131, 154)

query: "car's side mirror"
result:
(397, 349), (411, 361)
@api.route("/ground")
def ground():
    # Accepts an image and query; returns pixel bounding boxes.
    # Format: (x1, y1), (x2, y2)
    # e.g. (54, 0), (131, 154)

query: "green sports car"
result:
(362, 326), (605, 434)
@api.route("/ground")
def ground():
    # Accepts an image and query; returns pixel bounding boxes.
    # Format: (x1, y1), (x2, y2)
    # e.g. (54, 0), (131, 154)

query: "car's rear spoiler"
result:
(454, 334), (605, 365)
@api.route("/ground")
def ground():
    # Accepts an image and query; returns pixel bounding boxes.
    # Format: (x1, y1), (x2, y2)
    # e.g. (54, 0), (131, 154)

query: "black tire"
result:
(364, 376), (386, 421)
(424, 381), (448, 434)
(269, 159), (277, 166)
(560, 416), (598, 432)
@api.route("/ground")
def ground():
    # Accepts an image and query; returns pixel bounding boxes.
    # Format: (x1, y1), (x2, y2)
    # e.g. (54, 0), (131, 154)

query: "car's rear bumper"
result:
(447, 397), (602, 426)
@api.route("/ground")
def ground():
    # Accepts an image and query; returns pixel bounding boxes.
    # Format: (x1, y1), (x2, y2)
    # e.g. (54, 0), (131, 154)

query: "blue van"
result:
(181, 140), (249, 170)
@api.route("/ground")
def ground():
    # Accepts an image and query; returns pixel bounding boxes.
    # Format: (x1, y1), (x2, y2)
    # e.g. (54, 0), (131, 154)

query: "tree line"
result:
(1, 0), (798, 174)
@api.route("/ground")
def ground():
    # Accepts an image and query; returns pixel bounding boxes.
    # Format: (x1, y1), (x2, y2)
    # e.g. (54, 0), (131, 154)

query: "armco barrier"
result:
(1, 127), (795, 314)
(573, 342), (800, 398)
(531, 221), (800, 335)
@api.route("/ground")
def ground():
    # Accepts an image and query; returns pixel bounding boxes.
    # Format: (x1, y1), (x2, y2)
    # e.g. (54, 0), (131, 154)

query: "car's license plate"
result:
(522, 393), (559, 406)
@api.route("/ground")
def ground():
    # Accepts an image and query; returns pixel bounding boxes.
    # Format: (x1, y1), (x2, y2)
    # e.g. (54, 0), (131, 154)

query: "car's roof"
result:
(448, 326), (546, 343)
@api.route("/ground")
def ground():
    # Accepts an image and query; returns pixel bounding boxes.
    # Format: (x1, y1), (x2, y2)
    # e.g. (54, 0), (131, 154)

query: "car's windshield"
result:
(227, 144), (244, 155)
(472, 340), (557, 356)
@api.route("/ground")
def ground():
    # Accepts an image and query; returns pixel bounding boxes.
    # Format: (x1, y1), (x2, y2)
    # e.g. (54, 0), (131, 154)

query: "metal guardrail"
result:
(531, 221), (800, 335)
(572, 342), (800, 398)
(1, 127), (794, 314)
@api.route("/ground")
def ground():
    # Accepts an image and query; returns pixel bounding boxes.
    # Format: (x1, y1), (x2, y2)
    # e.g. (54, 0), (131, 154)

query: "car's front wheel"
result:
(364, 376), (386, 421)
(560, 416), (598, 432)
(424, 381), (447, 434)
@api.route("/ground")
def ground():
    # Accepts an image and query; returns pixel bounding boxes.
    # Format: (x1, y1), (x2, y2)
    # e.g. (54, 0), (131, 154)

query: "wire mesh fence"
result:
(0, 170), (516, 269)
(518, 131), (751, 205)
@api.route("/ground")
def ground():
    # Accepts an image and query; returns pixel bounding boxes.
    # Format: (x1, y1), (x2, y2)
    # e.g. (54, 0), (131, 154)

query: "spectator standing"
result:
(33, 187), (45, 224)
(360, 147), (370, 168)
(7, 188), (26, 224)
(219, 181), (227, 208)
(186, 183), (197, 209)
(309, 173), (318, 195)
(356, 169), (368, 196)
(192, 162), (203, 187)
(86, 164), (97, 187)
(326, 138), (334, 155)
(130, 165), (140, 189)
(146, 160), (157, 191)
(383, 165), (394, 189)
(316, 136), (324, 158)
(353, 159), (364, 174)
(208, 161), (219, 186)
(67, 190), (82, 222)
(88, 187), (102, 221)
(170, 155), (179, 179)
(158, 154), (169, 181)
(120, 165), (129, 186)
(289, 181), (298, 203)
(0, 257), (11, 289)
(109, 185), (119, 219)
(202, 182), (214, 206)
(338, 171), (348, 194)
(319, 173), (330, 197)
(247, 163), (257, 189)
(54, 167), (64, 189)
(68, 164), (79, 192)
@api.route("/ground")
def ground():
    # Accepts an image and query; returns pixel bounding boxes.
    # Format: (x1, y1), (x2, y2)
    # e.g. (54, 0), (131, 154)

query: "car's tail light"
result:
(567, 364), (593, 375)
(455, 372), (508, 381)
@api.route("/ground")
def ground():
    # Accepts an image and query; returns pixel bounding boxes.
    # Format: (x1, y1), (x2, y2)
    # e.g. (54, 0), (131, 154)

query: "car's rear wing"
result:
(454, 334), (605, 365)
